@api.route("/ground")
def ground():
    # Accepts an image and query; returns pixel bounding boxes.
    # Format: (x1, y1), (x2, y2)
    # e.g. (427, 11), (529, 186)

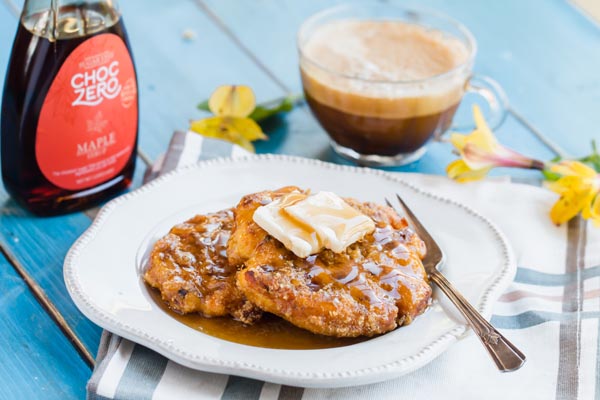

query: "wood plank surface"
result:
(0, 1), (343, 397)
(0, 0), (598, 398)
(0, 1), (154, 360)
(119, 0), (287, 159)
(0, 252), (89, 399)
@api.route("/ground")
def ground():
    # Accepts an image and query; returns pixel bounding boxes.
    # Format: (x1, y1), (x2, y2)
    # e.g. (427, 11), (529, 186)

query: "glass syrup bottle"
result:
(1, 0), (138, 215)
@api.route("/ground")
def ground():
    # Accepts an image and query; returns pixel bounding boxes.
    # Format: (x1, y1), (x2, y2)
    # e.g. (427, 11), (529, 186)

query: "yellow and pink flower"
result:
(446, 105), (544, 182)
(446, 105), (600, 227)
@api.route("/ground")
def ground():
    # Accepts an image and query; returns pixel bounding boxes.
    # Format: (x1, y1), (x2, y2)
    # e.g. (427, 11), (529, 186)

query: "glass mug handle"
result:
(450, 74), (509, 132)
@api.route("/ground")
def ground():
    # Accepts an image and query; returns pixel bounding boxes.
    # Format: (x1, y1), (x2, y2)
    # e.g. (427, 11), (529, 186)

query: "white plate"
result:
(64, 155), (515, 388)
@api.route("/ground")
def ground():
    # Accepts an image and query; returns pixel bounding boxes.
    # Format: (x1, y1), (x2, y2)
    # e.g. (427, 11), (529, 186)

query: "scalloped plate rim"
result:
(64, 154), (516, 388)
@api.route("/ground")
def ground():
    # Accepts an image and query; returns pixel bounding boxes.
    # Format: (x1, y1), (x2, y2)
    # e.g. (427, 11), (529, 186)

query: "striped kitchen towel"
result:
(87, 131), (600, 400)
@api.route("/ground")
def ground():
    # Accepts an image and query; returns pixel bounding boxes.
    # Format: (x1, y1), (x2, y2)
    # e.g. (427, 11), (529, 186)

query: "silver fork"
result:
(387, 194), (526, 372)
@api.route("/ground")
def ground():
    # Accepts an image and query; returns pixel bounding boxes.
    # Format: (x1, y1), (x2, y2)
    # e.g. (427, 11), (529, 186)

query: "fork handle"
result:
(429, 270), (526, 372)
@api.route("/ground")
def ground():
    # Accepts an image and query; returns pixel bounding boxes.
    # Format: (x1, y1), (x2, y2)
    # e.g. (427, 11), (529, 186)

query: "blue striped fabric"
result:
(514, 265), (600, 286)
(86, 132), (600, 400)
(492, 310), (600, 329)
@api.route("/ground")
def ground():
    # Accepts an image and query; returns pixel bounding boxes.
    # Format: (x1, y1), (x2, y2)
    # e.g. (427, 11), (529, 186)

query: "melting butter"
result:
(253, 191), (375, 258)
(285, 191), (375, 253)
(252, 192), (320, 258)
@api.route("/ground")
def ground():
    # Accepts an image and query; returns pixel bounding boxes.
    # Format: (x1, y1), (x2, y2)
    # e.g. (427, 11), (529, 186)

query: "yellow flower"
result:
(446, 159), (492, 182)
(446, 105), (543, 182)
(546, 161), (600, 226)
(190, 85), (266, 152)
(208, 85), (256, 117)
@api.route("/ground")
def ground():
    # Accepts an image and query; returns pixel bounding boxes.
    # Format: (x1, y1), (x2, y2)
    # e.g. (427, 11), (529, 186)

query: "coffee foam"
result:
(300, 20), (470, 118)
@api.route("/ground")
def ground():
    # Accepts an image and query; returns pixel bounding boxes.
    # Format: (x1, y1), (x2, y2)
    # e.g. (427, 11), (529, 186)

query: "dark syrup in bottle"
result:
(1, 1), (138, 215)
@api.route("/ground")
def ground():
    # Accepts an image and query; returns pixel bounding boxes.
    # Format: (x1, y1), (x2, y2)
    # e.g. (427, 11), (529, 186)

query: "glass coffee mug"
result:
(298, 4), (507, 166)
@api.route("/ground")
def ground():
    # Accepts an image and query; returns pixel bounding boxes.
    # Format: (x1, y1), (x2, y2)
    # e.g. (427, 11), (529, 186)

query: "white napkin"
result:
(87, 132), (600, 400)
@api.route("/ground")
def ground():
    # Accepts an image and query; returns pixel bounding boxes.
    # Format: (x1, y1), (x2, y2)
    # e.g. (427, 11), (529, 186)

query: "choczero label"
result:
(35, 33), (137, 190)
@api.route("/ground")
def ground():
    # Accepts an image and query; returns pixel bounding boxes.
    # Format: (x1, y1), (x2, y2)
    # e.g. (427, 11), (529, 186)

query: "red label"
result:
(36, 33), (137, 190)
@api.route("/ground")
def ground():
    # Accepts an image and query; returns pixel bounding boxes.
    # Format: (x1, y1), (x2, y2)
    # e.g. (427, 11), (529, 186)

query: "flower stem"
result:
(531, 159), (546, 170)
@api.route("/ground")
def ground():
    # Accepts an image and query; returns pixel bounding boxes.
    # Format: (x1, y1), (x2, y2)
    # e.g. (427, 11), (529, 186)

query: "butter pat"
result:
(252, 191), (375, 258)
(252, 192), (320, 258)
(285, 191), (375, 253)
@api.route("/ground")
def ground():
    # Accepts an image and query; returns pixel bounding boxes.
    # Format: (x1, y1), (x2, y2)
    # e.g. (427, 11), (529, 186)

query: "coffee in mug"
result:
(298, 4), (506, 166)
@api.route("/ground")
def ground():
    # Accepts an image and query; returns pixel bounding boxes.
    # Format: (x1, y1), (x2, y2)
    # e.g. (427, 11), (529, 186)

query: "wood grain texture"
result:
(118, 0), (286, 159)
(0, 1), (315, 396)
(0, 159), (147, 359)
(0, 0), (146, 377)
(0, 0), (599, 398)
(0, 252), (89, 399)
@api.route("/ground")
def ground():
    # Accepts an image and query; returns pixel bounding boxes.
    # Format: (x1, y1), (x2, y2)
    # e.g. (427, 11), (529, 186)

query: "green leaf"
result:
(197, 99), (210, 112)
(578, 140), (600, 173)
(249, 95), (297, 122)
(541, 155), (562, 182)
(543, 141), (600, 182)
(549, 155), (563, 163)
(197, 94), (302, 122)
(542, 169), (562, 182)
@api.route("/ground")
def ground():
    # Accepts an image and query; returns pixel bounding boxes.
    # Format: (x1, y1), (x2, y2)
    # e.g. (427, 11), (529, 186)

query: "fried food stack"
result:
(144, 187), (431, 337)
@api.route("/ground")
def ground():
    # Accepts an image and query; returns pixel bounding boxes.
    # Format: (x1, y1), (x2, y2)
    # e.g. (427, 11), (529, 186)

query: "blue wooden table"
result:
(0, 0), (598, 398)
